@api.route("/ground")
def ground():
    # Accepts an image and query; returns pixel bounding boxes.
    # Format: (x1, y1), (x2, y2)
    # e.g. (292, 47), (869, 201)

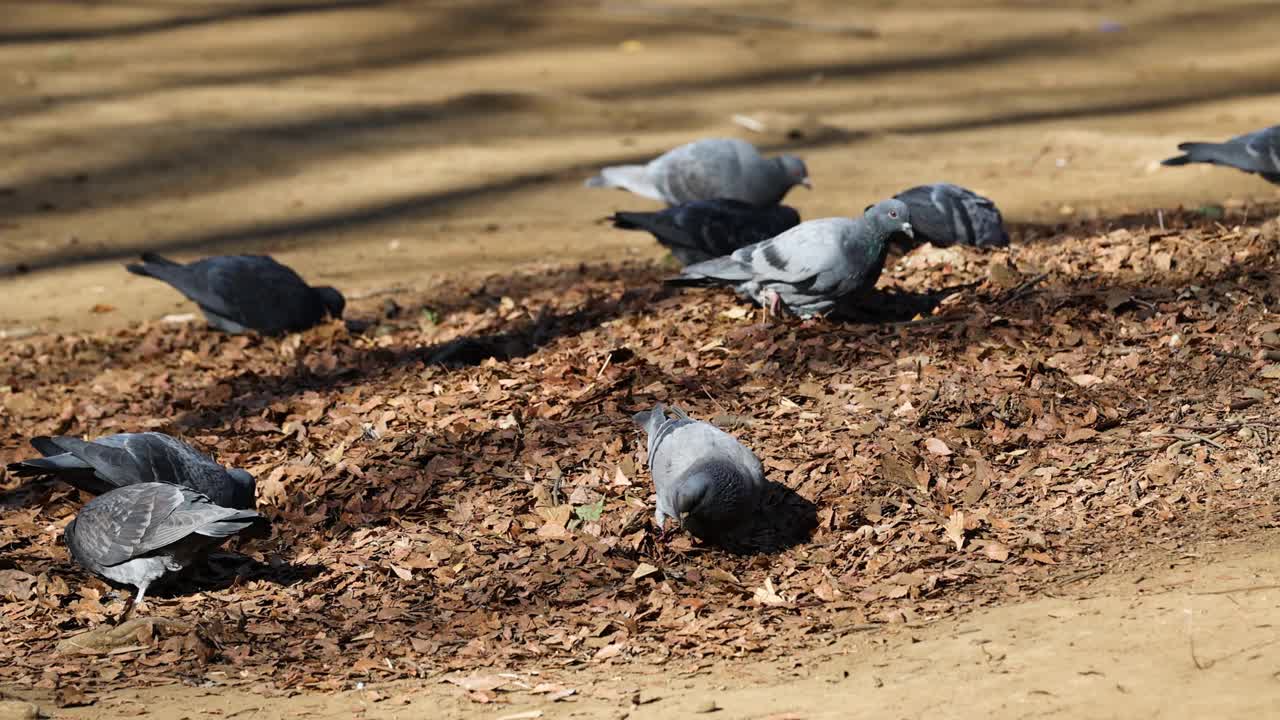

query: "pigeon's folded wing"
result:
(77, 484), (189, 566)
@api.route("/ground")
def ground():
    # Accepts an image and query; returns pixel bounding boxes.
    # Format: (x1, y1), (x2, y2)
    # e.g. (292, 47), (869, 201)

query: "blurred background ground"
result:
(2, 1), (1280, 718)
(3, 0), (1280, 333)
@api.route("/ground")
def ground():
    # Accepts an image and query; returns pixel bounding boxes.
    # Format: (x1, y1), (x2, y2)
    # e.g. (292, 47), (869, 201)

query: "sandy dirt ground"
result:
(4, 0), (1280, 334)
(3, 1), (1280, 717)
(22, 537), (1280, 720)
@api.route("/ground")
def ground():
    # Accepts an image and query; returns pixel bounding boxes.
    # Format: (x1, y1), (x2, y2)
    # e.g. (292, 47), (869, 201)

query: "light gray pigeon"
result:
(8, 432), (256, 510)
(1161, 125), (1280, 184)
(611, 199), (802, 265)
(667, 199), (913, 318)
(585, 138), (810, 207)
(126, 253), (344, 334)
(890, 183), (1009, 249)
(632, 403), (765, 541)
(63, 483), (268, 617)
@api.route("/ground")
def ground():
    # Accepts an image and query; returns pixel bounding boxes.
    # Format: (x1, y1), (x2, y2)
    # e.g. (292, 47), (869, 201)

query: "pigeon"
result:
(632, 403), (765, 541)
(585, 138), (810, 207)
(611, 199), (802, 265)
(125, 253), (345, 334)
(7, 432), (256, 510)
(890, 183), (1009, 249)
(1161, 125), (1280, 184)
(667, 199), (913, 318)
(63, 483), (268, 617)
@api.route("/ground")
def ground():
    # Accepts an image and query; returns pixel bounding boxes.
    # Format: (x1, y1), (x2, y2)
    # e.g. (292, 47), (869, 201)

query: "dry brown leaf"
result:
(943, 511), (966, 551)
(443, 674), (508, 692)
(924, 437), (952, 456)
(631, 562), (660, 580)
(982, 541), (1010, 562)
(753, 578), (789, 607)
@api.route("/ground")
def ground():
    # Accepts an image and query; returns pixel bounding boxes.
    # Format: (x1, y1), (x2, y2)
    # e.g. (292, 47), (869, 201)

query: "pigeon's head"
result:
(228, 468), (257, 509)
(314, 286), (346, 319)
(864, 198), (913, 239)
(981, 226), (1012, 249)
(674, 462), (750, 540)
(631, 403), (667, 437)
(778, 155), (811, 189)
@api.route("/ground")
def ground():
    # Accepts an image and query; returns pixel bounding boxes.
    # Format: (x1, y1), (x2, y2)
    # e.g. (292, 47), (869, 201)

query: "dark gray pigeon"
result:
(63, 483), (268, 617)
(8, 432), (256, 510)
(890, 183), (1009, 250)
(126, 253), (344, 334)
(667, 199), (913, 319)
(1161, 125), (1280, 184)
(586, 138), (810, 207)
(611, 199), (801, 265)
(632, 403), (764, 541)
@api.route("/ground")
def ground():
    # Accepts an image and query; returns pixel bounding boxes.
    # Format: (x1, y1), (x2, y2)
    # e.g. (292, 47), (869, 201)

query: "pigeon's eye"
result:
(889, 210), (899, 219)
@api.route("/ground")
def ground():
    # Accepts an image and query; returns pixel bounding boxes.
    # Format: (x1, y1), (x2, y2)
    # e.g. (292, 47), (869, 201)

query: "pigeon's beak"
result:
(678, 512), (689, 528)
(901, 222), (914, 238)
(800, 178), (813, 190)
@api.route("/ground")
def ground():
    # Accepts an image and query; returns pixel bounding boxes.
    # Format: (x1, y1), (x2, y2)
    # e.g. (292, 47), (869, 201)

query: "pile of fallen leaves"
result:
(1, 206), (1278, 698)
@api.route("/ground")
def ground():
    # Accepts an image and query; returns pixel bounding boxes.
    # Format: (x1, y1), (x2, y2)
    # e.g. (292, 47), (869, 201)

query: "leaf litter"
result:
(0, 207), (1277, 697)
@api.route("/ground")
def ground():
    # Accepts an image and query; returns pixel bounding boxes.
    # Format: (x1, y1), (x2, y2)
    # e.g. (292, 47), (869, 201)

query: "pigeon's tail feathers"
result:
(126, 255), (190, 286)
(44, 435), (138, 488)
(30, 436), (65, 458)
(139, 252), (181, 267)
(126, 252), (184, 277)
(609, 208), (680, 237)
(7, 457), (117, 495)
(7, 453), (88, 476)
(586, 165), (664, 202)
(612, 211), (698, 251)
(1161, 142), (1222, 167)
(195, 509), (269, 540)
(606, 208), (650, 228)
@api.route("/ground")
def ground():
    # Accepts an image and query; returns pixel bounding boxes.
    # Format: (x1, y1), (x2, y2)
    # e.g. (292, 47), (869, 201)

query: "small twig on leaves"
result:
(1212, 349), (1254, 362)
(997, 273), (1050, 305)
(1155, 430), (1227, 451)
(1053, 567), (1104, 586)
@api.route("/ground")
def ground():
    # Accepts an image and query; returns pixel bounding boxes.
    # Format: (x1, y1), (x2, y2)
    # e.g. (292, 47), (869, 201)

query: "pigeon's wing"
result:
(126, 253), (240, 320)
(126, 486), (263, 552)
(1162, 126), (1280, 179)
(586, 164), (665, 202)
(651, 140), (761, 206)
(613, 203), (738, 264)
(71, 484), (190, 567)
(674, 200), (801, 260)
(651, 420), (741, 480)
(202, 257), (331, 334)
(737, 220), (852, 293)
(669, 218), (847, 291)
(896, 184), (1008, 248)
(43, 434), (153, 488)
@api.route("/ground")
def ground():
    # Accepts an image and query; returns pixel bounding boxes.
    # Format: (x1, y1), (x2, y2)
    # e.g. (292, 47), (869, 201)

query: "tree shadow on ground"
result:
(171, 268), (668, 435)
